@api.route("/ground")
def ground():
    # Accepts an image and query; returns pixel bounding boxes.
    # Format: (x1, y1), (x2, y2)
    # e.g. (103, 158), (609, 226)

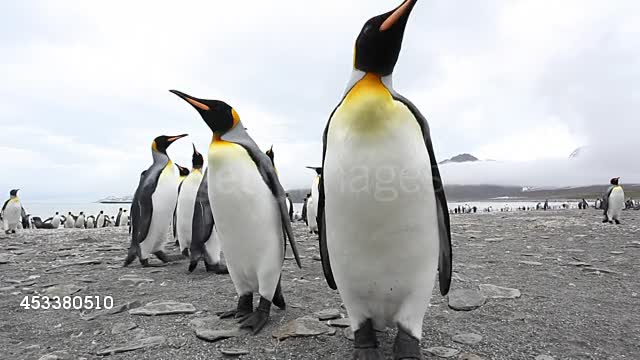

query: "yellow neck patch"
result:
(344, 73), (393, 104)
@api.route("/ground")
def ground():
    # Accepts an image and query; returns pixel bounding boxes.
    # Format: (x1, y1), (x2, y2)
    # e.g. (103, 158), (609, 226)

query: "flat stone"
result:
(58, 259), (102, 267)
(96, 336), (165, 356)
(484, 238), (503, 242)
(44, 284), (84, 297)
(328, 318), (351, 328)
(609, 251), (624, 255)
(221, 348), (250, 356)
(0, 254), (13, 264)
(565, 249), (585, 252)
(129, 300), (196, 316)
(425, 347), (460, 358)
(272, 316), (333, 340)
(452, 333), (482, 345)
(81, 300), (142, 321)
(479, 284), (521, 299)
(111, 321), (138, 334)
(448, 289), (486, 311)
(0, 286), (15, 292)
(566, 262), (590, 267)
(343, 327), (354, 341)
(519, 261), (543, 266)
(312, 255), (322, 261)
(167, 336), (187, 349)
(196, 328), (243, 342)
(315, 309), (341, 321)
(459, 353), (485, 360)
(583, 267), (620, 274)
(118, 275), (154, 286)
(535, 356), (555, 360)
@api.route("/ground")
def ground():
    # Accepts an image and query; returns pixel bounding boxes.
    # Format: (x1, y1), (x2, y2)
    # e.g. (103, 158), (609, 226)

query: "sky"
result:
(1, 0), (639, 201)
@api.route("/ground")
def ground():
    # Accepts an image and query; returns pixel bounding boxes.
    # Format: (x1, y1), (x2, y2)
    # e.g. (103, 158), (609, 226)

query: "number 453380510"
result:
(19, 296), (114, 310)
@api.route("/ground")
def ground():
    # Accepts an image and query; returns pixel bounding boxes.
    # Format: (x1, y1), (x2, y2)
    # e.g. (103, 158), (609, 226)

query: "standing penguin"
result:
(318, 1), (452, 358)
(115, 208), (124, 226)
(86, 216), (95, 229)
(125, 134), (188, 267)
(602, 177), (625, 224)
(170, 89), (301, 334)
(74, 212), (86, 229)
(176, 145), (206, 256)
(173, 163), (191, 246)
(2, 189), (24, 234)
(306, 167), (322, 234)
(64, 212), (75, 228)
(188, 169), (228, 274)
(120, 210), (129, 227)
(96, 210), (106, 228)
(51, 212), (61, 229)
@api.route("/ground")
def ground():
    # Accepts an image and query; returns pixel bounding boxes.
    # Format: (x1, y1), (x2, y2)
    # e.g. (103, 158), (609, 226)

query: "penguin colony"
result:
(2, 1), (629, 358)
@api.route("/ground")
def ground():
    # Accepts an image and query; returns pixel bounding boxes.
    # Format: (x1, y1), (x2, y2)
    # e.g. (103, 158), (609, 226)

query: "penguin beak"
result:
(380, 0), (416, 32)
(170, 90), (210, 111)
(167, 134), (188, 143)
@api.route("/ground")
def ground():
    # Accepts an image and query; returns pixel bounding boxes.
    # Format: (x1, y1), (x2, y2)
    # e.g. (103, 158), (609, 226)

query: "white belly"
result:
(140, 169), (178, 258)
(608, 187), (625, 219)
(208, 141), (283, 299)
(51, 216), (60, 229)
(75, 216), (85, 228)
(176, 171), (203, 252)
(3, 201), (21, 230)
(324, 97), (439, 336)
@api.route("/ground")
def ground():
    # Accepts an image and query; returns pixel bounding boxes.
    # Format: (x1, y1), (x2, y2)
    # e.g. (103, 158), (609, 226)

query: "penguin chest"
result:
(3, 200), (21, 222)
(176, 172), (203, 241)
(151, 167), (178, 220)
(609, 187), (625, 208)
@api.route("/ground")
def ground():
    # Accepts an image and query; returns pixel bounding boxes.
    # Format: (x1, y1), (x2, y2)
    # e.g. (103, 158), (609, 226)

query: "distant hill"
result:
(439, 153), (479, 165)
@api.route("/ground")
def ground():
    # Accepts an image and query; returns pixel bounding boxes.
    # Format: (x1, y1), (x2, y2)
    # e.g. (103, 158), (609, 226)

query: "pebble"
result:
(328, 318), (351, 328)
(452, 333), (482, 345)
(448, 289), (486, 311)
(272, 316), (333, 340)
(129, 300), (196, 316)
(519, 261), (543, 266)
(479, 284), (521, 299)
(118, 275), (154, 286)
(343, 327), (355, 341)
(96, 336), (166, 356)
(81, 300), (142, 321)
(111, 321), (138, 334)
(196, 328), (243, 342)
(315, 309), (341, 320)
(43, 284), (84, 297)
(221, 348), (250, 356)
(425, 346), (460, 358)
(458, 353), (484, 360)
(312, 254), (322, 261)
(535, 356), (555, 360)
(484, 237), (503, 242)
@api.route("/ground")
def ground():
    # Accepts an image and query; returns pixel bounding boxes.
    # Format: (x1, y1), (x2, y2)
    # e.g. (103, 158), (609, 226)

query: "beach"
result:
(1, 209), (638, 359)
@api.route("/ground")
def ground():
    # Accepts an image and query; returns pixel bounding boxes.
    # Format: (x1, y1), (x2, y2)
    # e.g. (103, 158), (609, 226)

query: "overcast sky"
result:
(1, 0), (639, 201)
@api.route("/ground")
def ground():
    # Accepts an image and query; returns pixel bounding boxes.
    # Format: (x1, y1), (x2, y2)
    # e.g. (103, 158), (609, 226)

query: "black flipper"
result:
(602, 185), (614, 216)
(1, 199), (9, 212)
(221, 125), (301, 268)
(189, 169), (215, 272)
(392, 92), (452, 296)
(130, 158), (166, 248)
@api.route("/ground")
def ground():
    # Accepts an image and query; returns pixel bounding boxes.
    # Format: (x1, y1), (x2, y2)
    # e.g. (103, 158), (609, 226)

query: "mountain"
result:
(439, 153), (479, 165)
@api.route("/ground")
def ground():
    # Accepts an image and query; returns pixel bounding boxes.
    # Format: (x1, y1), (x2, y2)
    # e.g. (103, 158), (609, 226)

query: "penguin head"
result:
(611, 177), (620, 185)
(99, 210), (103, 214)
(153, 134), (188, 154)
(353, 0), (417, 76)
(175, 163), (190, 177)
(306, 166), (323, 176)
(191, 144), (204, 169)
(9, 189), (19, 197)
(266, 145), (275, 164)
(169, 90), (240, 136)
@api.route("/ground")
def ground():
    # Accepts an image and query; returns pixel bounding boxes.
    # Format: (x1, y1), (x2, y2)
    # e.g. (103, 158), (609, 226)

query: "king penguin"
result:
(170, 89), (301, 334)
(74, 212), (86, 229)
(115, 208), (124, 226)
(86, 215), (95, 229)
(51, 212), (61, 229)
(64, 212), (75, 228)
(187, 168), (228, 274)
(96, 210), (106, 228)
(306, 167), (322, 234)
(317, 1), (452, 358)
(602, 177), (625, 224)
(124, 134), (188, 267)
(173, 163), (191, 246)
(176, 145), (206, 256)
(2, 189), (24, 234)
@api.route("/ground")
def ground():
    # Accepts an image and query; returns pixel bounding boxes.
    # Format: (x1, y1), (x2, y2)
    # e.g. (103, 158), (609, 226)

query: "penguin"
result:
(173, 163), (191, 245)
(74, 212), (86, 228)
(120, 210), (129, 227)
(125, 134), (188, 267)
(602, 177), (625, 224)
(306, 167), (322, 234)
(86, 215), (95, 229)
(51, 212), (61, 229)
(265, 145), (275, 167)
(96, 210), (106, 228)
(1, 189), (23, 234)
(64, 212), (75, 228)
(32, 217), (55, 229)
(170, 89), (301, 334)
(115, 208), (124, 226)
(187, 168), (228, 274)
(176, 145), (205, 256)
(317, 1), (452, 358)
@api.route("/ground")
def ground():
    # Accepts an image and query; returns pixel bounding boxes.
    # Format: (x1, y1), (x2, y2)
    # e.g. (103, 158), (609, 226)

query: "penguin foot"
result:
(609, 221), (614, 224)
(393, 325), (422, 360)
(181, 248), (190, 257)
(239, 297), (271, 334)
(217, 293), (253, 319)
(205, 262), (229, 274)
(174, 239), (179, 247)
(353, 319), (382, 359)
(602, 218), (609, 223)
(272, 279), (286, 310)
(153, 251), (170, 263)
(140, 258), (150, 267)
(615, 219), (621, 225)
(188, 261), (198, 273)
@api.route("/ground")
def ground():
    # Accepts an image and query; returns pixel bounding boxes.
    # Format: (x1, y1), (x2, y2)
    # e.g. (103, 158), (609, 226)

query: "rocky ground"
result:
(1, 209), (639, 360)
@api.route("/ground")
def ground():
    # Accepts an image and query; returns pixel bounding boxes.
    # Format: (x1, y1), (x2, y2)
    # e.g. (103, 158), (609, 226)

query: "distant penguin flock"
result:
(2, 1), (634, 358)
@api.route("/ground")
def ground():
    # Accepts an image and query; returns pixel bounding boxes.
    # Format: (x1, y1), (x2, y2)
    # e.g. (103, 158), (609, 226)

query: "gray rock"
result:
(315, 309), (341, 320)
(609, 251), (624, 255)
(189, 316), (226, 329)
(221, 348), (250, 356)
(328, 318), (351, 328)
(0, 253), (13, 264)
(448, 289), (486, 311)
(111, 321), (137, 334)
(479, 284), (521, 299)
(519, 261), (543, 266)
(484, 237), (503, 242)
(96, 336), (165, 356)
(312, 254), (322, 261)
(452, 333), (482, 345)
(272, 316), (333, 340)
(535, 356), (555, 360)
(425, 347), (460, 358)
(43, 284), (84, 297)
(167, 337), (187, 349)
(81, 300), (142, 321)
(129, 300), (196, 316)
(343, 327), (354, 341)
(196, 328), (243, 342)
(566, 261), (590, 267)
(118, 275), (154, 286)
(458, 353), (485, 360)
